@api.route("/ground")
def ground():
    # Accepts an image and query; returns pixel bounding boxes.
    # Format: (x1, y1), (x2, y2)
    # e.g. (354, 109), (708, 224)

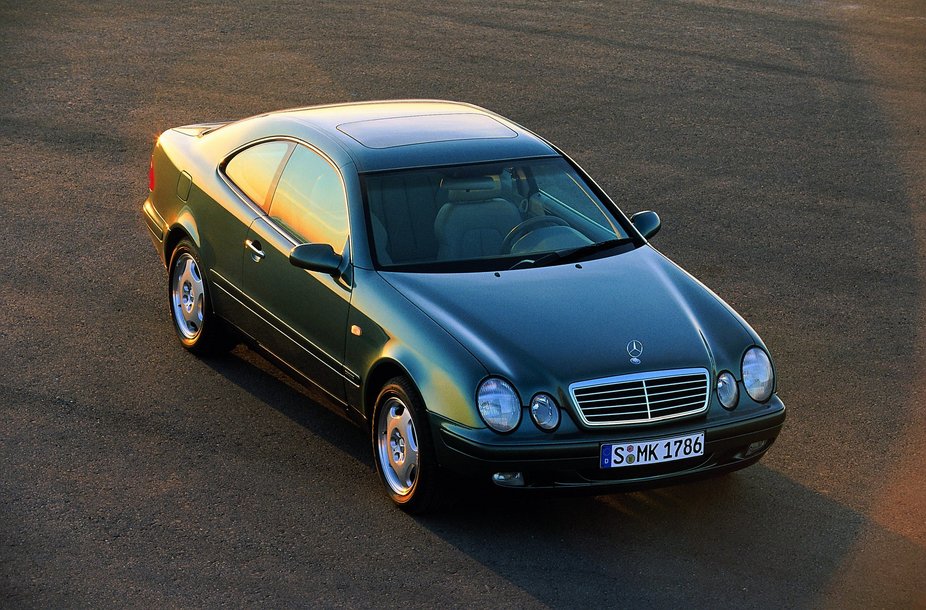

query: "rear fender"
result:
(164, 211), (200, 261)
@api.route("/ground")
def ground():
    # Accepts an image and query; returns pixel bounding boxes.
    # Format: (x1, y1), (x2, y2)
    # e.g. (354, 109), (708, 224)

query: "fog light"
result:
(745, 440), (769, 457)
(717, 371), (739, 410)
(491, 472), (525, 487)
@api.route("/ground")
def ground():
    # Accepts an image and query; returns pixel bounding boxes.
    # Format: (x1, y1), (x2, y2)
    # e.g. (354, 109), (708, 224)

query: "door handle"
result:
(245, 239), (265, 261)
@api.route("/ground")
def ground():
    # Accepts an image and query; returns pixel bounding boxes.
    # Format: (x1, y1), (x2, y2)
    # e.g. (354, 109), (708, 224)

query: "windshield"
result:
(362, 157), (634, 271)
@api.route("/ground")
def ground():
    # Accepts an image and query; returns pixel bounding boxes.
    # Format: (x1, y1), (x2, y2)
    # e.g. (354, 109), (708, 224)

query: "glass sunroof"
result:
(337, 113), (517, 149)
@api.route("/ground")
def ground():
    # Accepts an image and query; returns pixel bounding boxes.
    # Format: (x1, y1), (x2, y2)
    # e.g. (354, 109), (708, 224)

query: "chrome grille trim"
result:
(570, 368), (710, 426)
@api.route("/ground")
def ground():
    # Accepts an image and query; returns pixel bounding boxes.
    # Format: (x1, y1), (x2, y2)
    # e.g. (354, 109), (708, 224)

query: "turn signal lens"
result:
(148, 156), (155, 191)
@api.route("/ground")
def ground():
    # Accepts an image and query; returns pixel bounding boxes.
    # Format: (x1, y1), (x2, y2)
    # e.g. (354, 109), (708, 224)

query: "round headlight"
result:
(477, 378), (521, 432)
(530, 393), (560, 431)
(717, 371), (739, 409)
(742, 347), (774, 402)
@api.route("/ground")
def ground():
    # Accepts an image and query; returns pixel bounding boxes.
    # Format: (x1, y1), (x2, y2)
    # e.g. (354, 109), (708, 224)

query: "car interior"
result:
(364, 160), (622, 268)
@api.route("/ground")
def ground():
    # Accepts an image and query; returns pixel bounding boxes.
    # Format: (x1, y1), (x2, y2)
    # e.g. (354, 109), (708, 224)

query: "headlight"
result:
(717, 371), (739, 409)
(742, 347), (774, 402)
(530, 393), (560, 431)
(477, 378), (521, 432)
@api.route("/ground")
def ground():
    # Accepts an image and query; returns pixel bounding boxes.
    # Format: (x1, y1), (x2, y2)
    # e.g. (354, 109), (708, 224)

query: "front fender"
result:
(346, 268), (488, 429)
(384, 340), (484, 428)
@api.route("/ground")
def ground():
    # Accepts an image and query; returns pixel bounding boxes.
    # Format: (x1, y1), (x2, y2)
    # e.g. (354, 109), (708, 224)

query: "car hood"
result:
(379, 246), (755, 392)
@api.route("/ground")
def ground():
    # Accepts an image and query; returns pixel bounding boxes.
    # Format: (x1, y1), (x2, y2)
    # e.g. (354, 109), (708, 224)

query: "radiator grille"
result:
(570, 368), (710, 426)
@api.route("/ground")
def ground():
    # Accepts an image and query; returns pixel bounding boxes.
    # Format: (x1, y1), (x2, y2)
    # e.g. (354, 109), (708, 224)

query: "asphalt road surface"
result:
(2, 0), (924, 607)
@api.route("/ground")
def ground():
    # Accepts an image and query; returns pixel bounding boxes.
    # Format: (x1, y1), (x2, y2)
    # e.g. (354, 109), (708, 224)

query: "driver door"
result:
(240, 144), (353, 404)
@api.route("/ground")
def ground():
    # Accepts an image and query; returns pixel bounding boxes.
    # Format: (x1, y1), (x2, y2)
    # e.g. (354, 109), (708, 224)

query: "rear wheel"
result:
(168, 239), (231, 354)
(373, 377), (445, 513)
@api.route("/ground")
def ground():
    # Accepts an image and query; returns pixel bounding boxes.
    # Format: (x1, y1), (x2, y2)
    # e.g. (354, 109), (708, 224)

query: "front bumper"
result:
(431, 396), (786, 491)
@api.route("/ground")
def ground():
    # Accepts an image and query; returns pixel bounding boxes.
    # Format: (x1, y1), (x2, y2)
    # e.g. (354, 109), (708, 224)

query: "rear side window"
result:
(224, 141), (291, 209)
(269, 145), (349, 252)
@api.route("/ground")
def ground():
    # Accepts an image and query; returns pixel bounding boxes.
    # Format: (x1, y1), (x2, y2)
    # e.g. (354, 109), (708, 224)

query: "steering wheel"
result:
(502, 216), (570, 253)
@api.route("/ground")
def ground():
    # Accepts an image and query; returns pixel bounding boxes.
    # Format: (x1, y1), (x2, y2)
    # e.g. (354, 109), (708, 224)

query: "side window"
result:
(223, 141), (291, 209)
(269, 145), (349, 252)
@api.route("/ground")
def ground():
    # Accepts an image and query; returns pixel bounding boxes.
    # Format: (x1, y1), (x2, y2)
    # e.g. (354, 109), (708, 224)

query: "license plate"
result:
(600, 432), (705, 469)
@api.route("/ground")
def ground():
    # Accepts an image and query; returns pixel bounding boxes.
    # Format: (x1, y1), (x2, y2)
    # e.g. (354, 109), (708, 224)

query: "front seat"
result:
(434, 177), (522, 260)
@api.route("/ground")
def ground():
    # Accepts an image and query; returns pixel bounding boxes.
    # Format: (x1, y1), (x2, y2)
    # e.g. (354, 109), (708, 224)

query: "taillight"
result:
(148, 155), (155, 191)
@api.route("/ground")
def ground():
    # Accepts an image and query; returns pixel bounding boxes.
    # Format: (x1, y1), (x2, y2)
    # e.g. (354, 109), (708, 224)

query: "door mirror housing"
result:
(630, 210), (661, 240)
(289, 243), (342, 275)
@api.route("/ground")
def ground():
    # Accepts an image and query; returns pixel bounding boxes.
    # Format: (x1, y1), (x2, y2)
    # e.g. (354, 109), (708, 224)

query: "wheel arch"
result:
(164, 221), (221, 322)
(163, 211), (201, 262)
(363, 358), (414, 422)
(361, 342), (485, 429)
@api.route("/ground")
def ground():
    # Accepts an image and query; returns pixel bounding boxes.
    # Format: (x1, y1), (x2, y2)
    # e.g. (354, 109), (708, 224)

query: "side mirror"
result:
(630, 210), (661, 240)
(289, 243), (342, 275)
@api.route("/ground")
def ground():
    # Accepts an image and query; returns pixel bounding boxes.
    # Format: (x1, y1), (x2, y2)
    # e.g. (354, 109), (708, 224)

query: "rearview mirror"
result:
(630, 210), (661, 240)
(289, 243), (342, 275)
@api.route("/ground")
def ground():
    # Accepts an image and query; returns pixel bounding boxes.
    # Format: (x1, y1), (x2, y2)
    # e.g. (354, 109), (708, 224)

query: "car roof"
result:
(254, 100), (559, 172)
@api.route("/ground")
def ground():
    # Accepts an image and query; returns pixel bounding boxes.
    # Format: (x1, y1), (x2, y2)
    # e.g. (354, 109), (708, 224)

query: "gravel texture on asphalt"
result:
(1, 0), (924, 607)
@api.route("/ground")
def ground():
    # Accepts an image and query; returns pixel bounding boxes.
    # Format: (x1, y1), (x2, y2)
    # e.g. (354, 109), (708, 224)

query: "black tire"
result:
(167, 238), (232, 355)
(372, 376), (446, 514)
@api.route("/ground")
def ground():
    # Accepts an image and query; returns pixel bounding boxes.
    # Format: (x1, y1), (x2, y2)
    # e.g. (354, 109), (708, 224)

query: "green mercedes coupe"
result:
(142, 100), (785, 512)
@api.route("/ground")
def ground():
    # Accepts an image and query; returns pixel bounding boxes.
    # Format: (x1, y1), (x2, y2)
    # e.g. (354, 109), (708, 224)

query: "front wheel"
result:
(372, 377), (445, 513)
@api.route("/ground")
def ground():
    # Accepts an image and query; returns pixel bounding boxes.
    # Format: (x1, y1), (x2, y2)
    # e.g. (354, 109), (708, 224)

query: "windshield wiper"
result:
(507, 238), (628, 270)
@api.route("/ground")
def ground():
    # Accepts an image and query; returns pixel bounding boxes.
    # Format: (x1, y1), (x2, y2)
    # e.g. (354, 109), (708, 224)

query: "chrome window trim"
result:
(217, 136), (354, 256)
(569, 367), (710, 427)
(218, 139), (293, 215)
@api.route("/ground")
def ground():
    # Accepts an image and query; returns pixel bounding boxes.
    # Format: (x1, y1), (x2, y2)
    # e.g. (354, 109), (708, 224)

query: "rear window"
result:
(223, 141), (291, 209)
